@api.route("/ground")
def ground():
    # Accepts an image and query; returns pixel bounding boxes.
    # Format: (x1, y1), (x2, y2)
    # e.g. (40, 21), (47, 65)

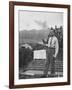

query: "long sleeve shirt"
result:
(45, 36), (59, 57)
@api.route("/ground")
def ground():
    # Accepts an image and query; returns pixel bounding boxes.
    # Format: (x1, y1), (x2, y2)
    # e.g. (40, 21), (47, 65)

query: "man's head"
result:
(49, 30), (55, 37)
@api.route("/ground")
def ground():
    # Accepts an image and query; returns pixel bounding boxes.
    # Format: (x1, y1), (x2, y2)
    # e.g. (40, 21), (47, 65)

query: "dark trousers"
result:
(43, 48), (55, 76)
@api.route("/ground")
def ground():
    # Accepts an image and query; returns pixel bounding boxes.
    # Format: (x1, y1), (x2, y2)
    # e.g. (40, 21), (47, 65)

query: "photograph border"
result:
(9, 1), (70, 89)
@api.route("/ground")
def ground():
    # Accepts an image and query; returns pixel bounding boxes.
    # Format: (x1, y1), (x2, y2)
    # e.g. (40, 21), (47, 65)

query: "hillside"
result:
(19, 29), (50, 44)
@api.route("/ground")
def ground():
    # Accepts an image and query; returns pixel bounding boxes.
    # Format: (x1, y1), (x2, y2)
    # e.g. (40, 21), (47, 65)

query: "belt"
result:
(48, 47), (55, 49)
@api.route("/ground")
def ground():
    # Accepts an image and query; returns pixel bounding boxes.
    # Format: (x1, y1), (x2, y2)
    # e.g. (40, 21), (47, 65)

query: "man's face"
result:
(49, 31), (54, 37)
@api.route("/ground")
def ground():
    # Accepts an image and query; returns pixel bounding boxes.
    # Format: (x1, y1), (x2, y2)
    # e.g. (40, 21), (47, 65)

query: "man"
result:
(43, 30), (59, 77)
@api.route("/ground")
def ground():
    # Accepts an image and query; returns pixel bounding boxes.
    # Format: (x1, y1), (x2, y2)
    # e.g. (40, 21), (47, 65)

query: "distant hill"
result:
(19, 29), (50, 44)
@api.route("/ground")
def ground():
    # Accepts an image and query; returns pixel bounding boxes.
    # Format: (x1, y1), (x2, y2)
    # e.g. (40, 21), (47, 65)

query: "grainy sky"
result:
(19, 10), (63, 31)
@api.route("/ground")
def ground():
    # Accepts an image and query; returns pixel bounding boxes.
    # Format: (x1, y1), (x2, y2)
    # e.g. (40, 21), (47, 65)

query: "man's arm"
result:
(45, 37), (51, 47)
(53, 38), (59, 58)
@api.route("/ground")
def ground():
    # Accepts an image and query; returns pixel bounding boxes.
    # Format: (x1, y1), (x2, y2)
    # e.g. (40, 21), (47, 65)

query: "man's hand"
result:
(53, 54), (56, 58)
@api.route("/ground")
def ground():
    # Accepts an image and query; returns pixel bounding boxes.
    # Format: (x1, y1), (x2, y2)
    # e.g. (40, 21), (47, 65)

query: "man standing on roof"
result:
(43, 30), (59, 77)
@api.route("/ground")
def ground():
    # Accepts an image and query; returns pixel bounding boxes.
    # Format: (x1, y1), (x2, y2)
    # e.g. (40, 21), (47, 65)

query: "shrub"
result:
(19, 47), (33, 68)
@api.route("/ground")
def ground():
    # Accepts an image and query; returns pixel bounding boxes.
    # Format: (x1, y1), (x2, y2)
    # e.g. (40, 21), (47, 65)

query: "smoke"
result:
(34, 20), (48, 29)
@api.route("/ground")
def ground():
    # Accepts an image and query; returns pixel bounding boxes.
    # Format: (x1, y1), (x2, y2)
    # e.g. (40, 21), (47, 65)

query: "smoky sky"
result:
(19, 10), (63, 31)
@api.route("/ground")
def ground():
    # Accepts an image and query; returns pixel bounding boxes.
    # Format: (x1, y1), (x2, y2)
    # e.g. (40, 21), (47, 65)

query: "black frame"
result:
(9, 1), (70, 89)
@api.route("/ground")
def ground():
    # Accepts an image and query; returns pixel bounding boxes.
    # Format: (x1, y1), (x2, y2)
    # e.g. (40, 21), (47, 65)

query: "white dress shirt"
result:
(46, 36), (59, 57)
